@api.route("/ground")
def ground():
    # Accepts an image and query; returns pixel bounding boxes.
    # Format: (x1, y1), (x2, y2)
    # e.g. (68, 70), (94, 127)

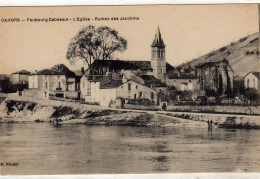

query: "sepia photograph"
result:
(0, 4), (260, 176)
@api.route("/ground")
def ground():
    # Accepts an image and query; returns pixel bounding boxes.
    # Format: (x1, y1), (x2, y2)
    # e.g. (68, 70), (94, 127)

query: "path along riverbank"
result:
(0, 96), (259, 129)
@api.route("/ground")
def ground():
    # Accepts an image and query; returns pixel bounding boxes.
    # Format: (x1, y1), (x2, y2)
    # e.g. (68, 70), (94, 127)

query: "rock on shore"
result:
(0, 98), (207, 128)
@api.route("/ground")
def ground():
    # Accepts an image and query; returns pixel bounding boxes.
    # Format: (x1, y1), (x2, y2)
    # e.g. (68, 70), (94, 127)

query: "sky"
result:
(0, 4), (259, 74)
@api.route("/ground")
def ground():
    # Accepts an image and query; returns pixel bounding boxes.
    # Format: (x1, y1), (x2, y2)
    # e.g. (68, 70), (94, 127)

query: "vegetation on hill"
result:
(178, 33), (259, 79)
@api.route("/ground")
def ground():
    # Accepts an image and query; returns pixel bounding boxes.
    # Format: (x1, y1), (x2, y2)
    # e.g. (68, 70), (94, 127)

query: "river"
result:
(0, 123), (259, 174)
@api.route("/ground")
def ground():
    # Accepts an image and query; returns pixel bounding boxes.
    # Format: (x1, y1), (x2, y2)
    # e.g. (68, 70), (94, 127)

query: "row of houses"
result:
(11, 26), (259, 107)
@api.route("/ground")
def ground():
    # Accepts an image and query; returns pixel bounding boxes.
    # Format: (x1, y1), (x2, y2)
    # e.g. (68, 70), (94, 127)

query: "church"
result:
(84, 26), (175, 83)
(80, 26), (175, 106)
(80, 26), (234, 106)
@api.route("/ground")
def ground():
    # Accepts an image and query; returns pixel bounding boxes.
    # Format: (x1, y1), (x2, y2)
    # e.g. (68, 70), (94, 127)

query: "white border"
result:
(0, 0), (259, 6)
(0, 1), (259, 178)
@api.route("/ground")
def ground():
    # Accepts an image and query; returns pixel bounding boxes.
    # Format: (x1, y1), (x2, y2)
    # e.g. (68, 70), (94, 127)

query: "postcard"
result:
(0, 4), (259, 176)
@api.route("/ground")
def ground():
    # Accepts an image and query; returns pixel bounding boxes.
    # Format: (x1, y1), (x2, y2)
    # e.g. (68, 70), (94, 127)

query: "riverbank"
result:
(0, 96), (259, 129)
(0, 97), (207, 128)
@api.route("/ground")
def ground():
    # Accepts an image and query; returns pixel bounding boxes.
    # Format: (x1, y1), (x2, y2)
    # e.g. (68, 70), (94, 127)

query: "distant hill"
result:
(178, 33), (260, 79)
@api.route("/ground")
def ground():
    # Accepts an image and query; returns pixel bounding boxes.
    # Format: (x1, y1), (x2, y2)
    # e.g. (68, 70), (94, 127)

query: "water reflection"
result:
(0, 123), (259, 174)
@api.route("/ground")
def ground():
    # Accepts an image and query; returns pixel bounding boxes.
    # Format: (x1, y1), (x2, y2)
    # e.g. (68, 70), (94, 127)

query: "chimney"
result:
(106, 71), (112, 81)
(81, 67), (85, 75)
(106, 66), (110, 73)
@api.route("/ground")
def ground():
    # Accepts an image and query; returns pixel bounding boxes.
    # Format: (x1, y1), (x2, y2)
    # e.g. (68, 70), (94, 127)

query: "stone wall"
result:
(167, 105), (260, 115)
(23, 89), (43, 99)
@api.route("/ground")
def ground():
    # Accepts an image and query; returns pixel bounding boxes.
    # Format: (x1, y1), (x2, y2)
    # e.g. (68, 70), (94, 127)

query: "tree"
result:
(66, 25), (127, 75)
(242, 88), (260, 105)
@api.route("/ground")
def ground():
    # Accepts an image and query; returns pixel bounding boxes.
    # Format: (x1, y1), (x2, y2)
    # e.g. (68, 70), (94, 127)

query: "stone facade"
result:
(244, 72), (260, 91)
(27, 64), (78, 99)
(196, 59), (234, 95)
(10, 70), (31, 84)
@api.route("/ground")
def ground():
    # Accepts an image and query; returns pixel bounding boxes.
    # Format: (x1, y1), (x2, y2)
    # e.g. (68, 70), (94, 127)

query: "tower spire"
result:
(151, 25), (165, 47)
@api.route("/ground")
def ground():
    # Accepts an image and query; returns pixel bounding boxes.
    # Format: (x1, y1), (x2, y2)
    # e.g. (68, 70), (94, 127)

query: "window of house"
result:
(136, 85), (138, 89)
(83, 81), (85, 88)
(44, 82), (48, 89)
(151, 92), (154, 100)
(134, 94), (136, 99)
(128, 83), (131, 91)
(253, 79), (256, 88)
(247, 79), (250, 88)
(139, 92), (142, 98)
(57, 82), (61, 88)
(161, 68), (163, 73)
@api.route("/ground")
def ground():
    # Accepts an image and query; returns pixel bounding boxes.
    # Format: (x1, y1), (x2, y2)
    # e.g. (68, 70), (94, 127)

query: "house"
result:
(244, 72), (260, 91)
(80, 74), (108, 103)
(99, 77), (157, 107)
(166, 73), (199, 91)
(72, 69), (84, 92)
(80, 71), (162, 107)
(196, 59), (234, 95)
(26, 64), (78, 99)
(10, 70), (31, 85)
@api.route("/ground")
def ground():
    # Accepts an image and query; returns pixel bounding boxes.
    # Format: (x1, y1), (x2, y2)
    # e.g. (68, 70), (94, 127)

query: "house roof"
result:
(244, 71), (260, 79)
(36, 64), (76, 77)
(13, 70), (31, 74)
(168, 73), (198, 79)
(72, 70), (83, 76)
(0, 74), (10, 80)
(89, 59), (175, 72)
(99, 80), (123, 89)
(141, 75), (167, 87)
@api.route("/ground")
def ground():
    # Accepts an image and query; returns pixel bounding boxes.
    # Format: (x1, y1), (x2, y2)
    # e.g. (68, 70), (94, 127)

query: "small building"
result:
(10, 70), (31, 84)
(26, 64), (78, 99)
(244, 72), (260, 91)
(100, 79), (157, 107)
(166, 73), (199, 91)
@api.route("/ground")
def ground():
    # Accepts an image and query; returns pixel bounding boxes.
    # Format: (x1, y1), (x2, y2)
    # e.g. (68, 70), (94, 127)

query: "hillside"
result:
(178, 33), (260, 79)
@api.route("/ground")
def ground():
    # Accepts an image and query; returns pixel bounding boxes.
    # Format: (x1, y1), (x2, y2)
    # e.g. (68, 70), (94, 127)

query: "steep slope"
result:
(178, 33), (260, 79)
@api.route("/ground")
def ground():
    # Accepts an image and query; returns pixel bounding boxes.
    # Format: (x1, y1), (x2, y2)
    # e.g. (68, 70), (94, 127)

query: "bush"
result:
(219, 47), (227, 52)
(239, 37), (248, 42)
(128, 98), (153, 106)
(249, 38), (257, 44)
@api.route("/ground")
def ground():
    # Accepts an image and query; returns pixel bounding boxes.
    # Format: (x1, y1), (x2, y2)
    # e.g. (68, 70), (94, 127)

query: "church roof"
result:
(168, 73), (198, 79)
(151, 26), (165, 47)
(89, 59), (175, 72)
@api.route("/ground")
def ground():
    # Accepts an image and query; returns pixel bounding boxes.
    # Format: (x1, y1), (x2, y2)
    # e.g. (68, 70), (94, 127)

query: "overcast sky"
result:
(0, 4), (258, 74)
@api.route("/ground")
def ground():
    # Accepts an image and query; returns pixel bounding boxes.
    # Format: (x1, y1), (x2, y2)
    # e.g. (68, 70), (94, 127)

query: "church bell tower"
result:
(151, 26), (166, 82)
